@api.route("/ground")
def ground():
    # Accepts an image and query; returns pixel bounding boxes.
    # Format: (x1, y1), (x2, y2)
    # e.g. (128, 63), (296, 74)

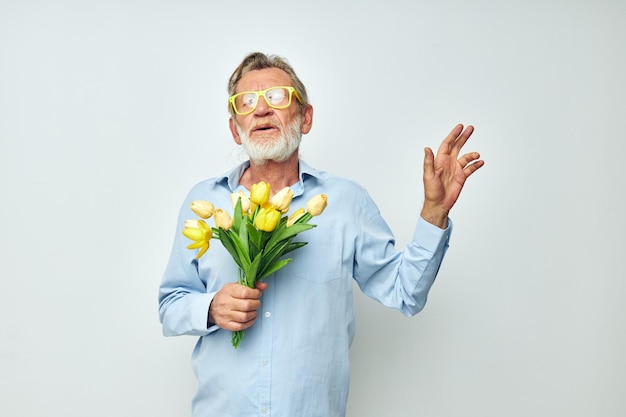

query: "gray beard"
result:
(236, 115), (302, 165)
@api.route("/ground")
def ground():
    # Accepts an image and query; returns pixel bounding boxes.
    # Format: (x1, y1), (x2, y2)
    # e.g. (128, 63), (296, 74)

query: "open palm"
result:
(421, 124), (484, 228)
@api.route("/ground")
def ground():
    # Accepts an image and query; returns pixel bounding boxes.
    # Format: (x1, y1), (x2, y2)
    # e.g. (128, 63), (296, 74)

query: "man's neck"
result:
(239, 152), (300, 196)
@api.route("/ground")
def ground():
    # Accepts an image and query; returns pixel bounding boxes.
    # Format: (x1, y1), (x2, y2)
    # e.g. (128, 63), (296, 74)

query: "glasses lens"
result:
(234, 92), (259, 114)
(265, 87), (289, 107)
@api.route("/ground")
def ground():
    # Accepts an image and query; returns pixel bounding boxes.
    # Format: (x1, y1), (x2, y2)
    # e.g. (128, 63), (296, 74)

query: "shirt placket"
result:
(258, 283), (274, 416)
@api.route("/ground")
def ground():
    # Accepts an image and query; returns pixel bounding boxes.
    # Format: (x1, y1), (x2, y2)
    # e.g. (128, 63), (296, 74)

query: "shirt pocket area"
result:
(287, 223), (346, 284)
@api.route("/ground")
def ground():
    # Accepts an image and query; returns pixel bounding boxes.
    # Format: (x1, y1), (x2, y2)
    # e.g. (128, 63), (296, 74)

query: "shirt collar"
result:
(219, 159), (322, 198)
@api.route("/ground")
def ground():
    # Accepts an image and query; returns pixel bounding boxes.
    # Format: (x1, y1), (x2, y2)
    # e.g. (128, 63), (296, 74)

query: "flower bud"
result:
(270, 186), (294, 213)
(255, 204), (281, 232)
(182, 219), (212, 259)
(190, 200), (214, 219)
(250, 181), (270, 205)
(230, 190), (250, 213)
(286, 208), (305, 227)
(306, 194), (328, 216)
(182, 227), (205, 241)
(213, 208), (233, 231)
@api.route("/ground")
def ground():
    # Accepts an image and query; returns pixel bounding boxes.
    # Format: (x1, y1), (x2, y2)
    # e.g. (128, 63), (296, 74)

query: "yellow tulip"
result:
(230, 190), (250, 214)
(214, 208), (233, 231)
(250, 181), (270, 205)
(190, 200), (214, 219)
(182, 219), (212, 259)
(270, 186), (294, 213)
(306, 194), (328, 216)
(255, 204), (281, 232)
(286, 208), (305, 227)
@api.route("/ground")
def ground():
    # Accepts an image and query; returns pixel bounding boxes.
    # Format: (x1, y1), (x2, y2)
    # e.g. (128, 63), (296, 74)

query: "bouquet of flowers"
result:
(182, 181), (328, 348)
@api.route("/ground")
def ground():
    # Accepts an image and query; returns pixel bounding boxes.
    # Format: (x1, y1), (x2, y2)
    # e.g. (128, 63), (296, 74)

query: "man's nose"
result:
(253, 94), (273, 116)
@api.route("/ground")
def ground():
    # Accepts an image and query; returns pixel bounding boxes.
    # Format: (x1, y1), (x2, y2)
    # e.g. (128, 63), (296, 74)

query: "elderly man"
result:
(159, 52), (483, 417)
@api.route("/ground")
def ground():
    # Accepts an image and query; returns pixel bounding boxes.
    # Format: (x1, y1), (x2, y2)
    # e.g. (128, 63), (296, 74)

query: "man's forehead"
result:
(236, 68), (292, 92)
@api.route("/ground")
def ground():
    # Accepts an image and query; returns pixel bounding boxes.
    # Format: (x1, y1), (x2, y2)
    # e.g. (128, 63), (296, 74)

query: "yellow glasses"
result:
(229, 86), (302, 115)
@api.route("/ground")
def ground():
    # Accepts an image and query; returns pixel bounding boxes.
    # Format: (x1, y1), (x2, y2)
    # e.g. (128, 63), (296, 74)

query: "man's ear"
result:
(229, 117), (242, 144)
(300, 105), (314, 135)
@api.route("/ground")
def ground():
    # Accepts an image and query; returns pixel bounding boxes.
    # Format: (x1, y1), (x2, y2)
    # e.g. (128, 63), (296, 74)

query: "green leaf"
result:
(230, 233), (251, 271)
(258, 258), (293, 280)
(265, 222), (316, 253)
(231, 197), (243, 234)
(243, 253), (262, 288)
(280, 241), (308, 256)
(238, 216), (249, 255)
(256, 238), (306, 279)
(218, 229), (245, 270)
(295, 212), (313, 224)
(246, 222), (263, 251)
(261, 237), (293, 264)
(219, 229), (251, 271)
(260, 227), (273, 248)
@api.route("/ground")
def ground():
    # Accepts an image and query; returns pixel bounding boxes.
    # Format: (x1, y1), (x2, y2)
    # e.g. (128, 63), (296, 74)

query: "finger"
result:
(463, 159), (485, 177)
(423, 147), (435, 180)
(457, 151), (481, 168)
(437, 124), (464, 155)
(231, 284), (262, 300)
(235, 308), (259, 322)
(451, 125), (474, 154)
(256, 281), (268, 291)
(228, 311), (259, 331)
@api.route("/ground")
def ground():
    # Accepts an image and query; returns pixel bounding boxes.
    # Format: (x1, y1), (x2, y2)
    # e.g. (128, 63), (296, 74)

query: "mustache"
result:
(249, 119), (281, 132)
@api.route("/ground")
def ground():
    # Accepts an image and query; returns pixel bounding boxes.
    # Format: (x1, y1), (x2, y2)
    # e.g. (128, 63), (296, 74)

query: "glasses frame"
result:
(229, 86), (302, 115)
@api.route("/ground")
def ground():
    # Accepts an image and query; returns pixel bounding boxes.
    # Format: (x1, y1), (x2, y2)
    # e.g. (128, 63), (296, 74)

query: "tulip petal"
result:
(197, 243), (209, 259)
(187, 241), (204, 249)
(183, 228), (204, 240)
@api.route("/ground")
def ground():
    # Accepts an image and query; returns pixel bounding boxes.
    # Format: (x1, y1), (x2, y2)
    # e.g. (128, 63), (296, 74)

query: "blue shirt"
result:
(158, 160), (452, 417)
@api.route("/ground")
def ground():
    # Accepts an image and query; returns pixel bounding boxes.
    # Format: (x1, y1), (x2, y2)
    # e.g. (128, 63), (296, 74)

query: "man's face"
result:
(229, 68), (312, 163)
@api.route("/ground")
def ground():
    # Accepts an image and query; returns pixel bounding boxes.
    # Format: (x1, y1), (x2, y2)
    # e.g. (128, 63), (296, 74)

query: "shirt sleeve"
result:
(158, 197), (219, 337)
(352, 189), (452, 317)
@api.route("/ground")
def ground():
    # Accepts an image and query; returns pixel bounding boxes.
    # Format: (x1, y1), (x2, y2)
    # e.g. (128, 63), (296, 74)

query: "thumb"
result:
(423, 147), (435, 181)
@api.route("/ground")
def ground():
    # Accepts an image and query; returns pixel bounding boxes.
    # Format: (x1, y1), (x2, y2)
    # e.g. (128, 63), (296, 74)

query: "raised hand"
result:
(421, 124), (484, 228)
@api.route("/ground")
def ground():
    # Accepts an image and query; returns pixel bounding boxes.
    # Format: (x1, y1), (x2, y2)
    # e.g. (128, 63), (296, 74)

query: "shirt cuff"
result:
(190, 291), (219, 334)
(413, 216), (453, 253)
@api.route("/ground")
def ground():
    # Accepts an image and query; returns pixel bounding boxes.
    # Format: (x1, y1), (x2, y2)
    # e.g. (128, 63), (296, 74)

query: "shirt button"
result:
(264, 311), (271, 318)
(261, 406), (268, 414)
(262, 359), (269, 366)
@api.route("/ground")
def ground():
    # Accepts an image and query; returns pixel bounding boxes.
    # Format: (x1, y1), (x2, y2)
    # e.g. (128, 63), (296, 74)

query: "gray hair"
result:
(227, 52), (309, 116)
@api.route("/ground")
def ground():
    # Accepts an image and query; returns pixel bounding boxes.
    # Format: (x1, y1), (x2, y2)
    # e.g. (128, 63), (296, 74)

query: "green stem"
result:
(232, 330), (244, 348)
(233, 268), (251, 348)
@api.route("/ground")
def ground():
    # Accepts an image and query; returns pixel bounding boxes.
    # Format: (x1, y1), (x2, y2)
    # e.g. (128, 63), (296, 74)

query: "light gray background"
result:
(1, 1), (625, 416)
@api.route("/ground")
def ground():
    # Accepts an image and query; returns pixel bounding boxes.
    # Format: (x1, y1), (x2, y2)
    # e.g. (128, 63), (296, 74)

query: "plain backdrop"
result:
(1, 1), (625, 416)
